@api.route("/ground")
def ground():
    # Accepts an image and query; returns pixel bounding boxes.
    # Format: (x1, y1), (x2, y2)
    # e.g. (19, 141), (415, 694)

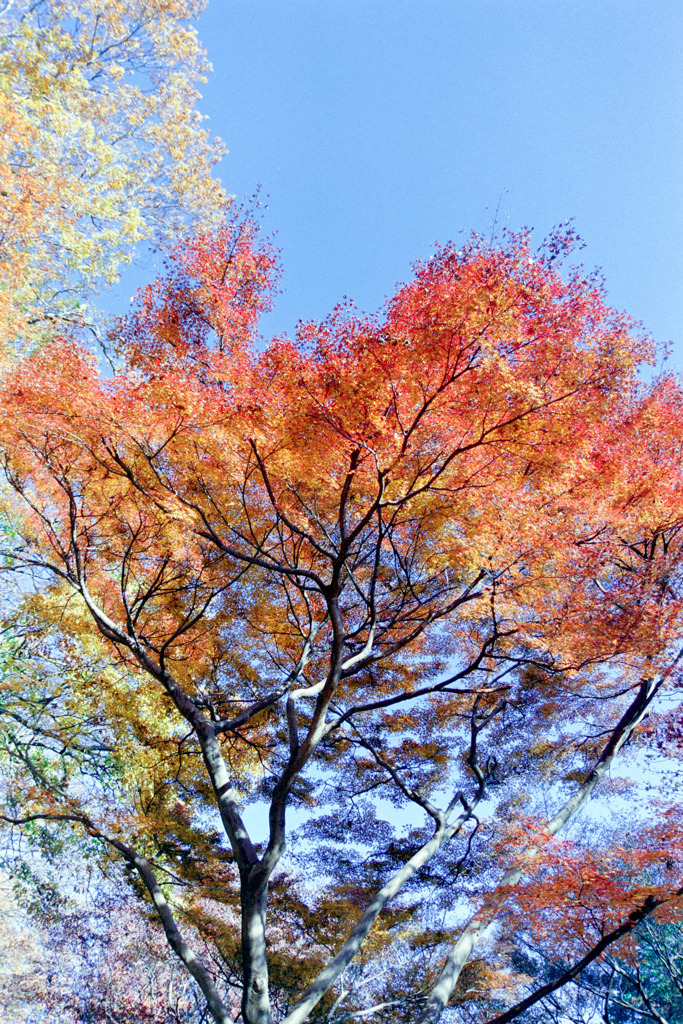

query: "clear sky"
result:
(191, 0), (681, 356)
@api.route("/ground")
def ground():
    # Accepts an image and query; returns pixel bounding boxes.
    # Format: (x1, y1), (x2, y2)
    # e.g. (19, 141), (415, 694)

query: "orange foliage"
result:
(1, 220), (682, 1024)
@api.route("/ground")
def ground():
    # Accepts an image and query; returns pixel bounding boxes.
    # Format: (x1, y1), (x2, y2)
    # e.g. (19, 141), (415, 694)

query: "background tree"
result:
(0, 872), (225, 1022)
(459, 815), (683, 1024)
(1, 219), (683, 1024)
(482, 908), (683, 1024)
(0, 0), (225, 353)
(600, 918), (683, 1024)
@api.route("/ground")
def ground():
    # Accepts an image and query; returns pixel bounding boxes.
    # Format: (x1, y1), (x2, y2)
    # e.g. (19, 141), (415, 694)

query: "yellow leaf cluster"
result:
(0, 0), (226, 353)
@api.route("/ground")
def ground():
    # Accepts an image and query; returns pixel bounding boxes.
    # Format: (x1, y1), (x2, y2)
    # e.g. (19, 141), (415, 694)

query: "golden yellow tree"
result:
(0, 0), (226, 350)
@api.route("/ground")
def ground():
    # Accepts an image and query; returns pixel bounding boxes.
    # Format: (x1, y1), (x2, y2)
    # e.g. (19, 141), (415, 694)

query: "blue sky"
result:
(191, 0), (681, 355)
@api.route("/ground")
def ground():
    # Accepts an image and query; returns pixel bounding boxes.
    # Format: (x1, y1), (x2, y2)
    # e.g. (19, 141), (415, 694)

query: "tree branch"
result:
(486, 892), (681, 1024)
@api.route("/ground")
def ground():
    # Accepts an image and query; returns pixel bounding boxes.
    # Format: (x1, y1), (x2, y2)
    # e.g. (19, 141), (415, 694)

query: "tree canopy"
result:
(0, 0), (225, 352)
(1, 214), (683, 1024)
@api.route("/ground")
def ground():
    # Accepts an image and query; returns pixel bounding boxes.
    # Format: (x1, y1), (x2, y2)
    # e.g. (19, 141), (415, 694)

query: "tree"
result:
(483, 900), (683, 1024)
(466, 818), (683, 1024)
(0, 0), (225, 352)
(605, 917), (683, 1023)
(0, 872), (220, 1023)
(1, 218), (683, 1024)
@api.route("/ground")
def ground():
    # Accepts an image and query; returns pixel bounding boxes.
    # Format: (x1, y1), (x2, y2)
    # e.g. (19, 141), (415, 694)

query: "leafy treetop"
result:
(1, 219), (682, 1024)
(0, 0), (225, 351)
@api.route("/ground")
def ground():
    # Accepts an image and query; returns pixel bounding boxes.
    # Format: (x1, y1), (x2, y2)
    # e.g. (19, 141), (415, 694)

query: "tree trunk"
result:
(241, 873), (273, 1024)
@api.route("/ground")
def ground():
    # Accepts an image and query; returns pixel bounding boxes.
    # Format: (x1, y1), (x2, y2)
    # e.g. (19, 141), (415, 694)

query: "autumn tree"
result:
(463, 812), (683, 1024)
(1, 218), (683, 1024)
(476, 906), (683, 1024)
(0, 0), (225, 353)
(0, 871), (221, 1023)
